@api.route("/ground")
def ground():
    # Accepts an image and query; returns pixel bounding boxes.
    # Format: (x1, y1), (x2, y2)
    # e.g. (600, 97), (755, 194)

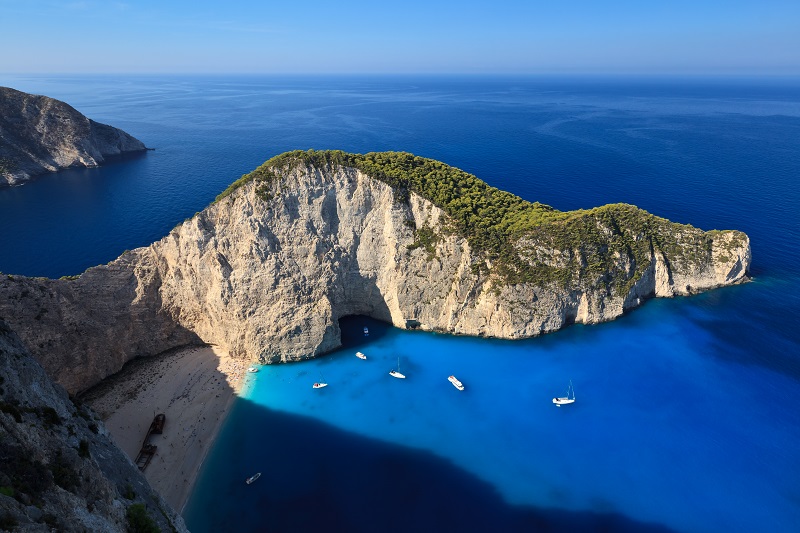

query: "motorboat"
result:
(246, 472), (261, 485)
(313, 372), (328, 389)
(448, 375), (464, 391)
(552, 380), (575, 406)
(364, 327), (369, 336)
(355, 351), (367, 360)
(247, 367), (258, 373)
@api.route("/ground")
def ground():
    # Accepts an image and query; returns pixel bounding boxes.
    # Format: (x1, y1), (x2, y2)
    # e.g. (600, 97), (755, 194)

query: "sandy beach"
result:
(83, 345), (250, 512)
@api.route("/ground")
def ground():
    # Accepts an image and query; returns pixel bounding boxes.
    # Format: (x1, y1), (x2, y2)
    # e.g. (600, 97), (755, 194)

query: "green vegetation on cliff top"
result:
(215, 149), (746, 291)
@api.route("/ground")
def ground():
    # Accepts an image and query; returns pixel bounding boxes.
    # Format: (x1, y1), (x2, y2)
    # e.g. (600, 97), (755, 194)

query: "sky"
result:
(1, 0), (799, 74)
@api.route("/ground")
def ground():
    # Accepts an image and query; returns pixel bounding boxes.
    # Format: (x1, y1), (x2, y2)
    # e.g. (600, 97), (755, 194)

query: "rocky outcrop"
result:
(0, 320), (187, 532)
(0, 87), (146, 187)
(0, 153), (751, 394)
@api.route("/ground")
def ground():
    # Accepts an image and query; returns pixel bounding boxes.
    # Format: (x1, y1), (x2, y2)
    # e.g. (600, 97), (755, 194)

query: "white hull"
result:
(389, 371), (406, 379)
(355, 351), (367, 360)
(247, 367), (258, 373)
(313, 383), (328, 389)
(448, 375), (464, 391)
(246, 472), (261, 484)
(553, 380), (575, 406)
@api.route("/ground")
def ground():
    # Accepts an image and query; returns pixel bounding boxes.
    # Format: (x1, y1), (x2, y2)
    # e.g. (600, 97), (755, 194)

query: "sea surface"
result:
(1, 75), (799, 533)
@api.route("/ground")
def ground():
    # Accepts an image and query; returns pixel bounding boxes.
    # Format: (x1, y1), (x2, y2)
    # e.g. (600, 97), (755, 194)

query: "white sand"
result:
(84, 345), (249, 512)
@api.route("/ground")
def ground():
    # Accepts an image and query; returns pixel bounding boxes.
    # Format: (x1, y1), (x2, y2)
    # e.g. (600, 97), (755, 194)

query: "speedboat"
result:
(355, 351), (367, 360)
(313, 372), (328, 389)
(246, 472), (261, 484)
(247, 367), (258, 373)
(448, 375), (464, 391)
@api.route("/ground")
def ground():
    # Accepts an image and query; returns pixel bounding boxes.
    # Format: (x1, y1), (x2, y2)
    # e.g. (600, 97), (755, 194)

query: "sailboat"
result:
(552, 380), (575, 406)
(389, 357), (406, 379)
(312, 372), (328, 389)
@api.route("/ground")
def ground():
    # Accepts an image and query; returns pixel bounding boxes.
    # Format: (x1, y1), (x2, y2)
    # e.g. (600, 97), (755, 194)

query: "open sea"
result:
(1, 75), (799, 533)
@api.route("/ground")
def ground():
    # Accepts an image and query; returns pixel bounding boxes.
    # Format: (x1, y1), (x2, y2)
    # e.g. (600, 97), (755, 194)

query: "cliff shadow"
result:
(183, 398), (678, 533)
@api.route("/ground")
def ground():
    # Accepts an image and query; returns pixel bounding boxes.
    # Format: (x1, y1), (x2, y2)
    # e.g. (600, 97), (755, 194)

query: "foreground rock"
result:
(0, 151), (751, 394)
(0, 320), (187, 532)
(0, 87), (146, 187)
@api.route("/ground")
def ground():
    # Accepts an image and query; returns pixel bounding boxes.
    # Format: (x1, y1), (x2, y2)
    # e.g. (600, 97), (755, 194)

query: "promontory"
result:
(0, 87), (146, 187)
(0, 150), (751, 394)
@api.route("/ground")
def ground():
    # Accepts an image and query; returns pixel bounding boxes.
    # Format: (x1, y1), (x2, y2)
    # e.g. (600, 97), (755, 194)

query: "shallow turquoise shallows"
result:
(1, 75), (799, 532)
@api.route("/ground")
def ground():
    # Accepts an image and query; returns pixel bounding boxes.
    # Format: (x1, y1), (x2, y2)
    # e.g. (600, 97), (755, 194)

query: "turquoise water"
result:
(184, 294), (800, 533)
(1, 75), (799, 531)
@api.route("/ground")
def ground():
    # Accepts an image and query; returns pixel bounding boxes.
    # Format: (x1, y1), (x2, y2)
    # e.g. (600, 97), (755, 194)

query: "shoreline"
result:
(83, 345), (249, 512)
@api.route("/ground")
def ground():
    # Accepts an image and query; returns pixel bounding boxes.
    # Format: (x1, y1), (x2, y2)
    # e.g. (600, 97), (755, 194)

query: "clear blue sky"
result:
(2, 0), (798, 74)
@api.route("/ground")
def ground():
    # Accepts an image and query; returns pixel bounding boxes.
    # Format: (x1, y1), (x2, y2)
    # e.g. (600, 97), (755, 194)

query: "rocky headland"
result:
(0, 319), (187, 532)
(0, 150), (751, 396)
(0, 87), (146, 187)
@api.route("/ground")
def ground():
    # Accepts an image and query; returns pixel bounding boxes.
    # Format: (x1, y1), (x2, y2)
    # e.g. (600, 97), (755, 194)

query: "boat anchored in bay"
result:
(389, 357), (405, 379)
(448, 375), (464, 391)
(356, 351), (367, 360)
(313, 372), (328, 389)
(246, 472), (261, 485)
(552, 380), (575, 406)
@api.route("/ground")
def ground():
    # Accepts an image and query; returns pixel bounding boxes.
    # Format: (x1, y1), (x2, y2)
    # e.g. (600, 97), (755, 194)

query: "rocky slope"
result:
(0, 87), (146, 187)
(0, 151), (751, 394)
(0, 319), (188, 532)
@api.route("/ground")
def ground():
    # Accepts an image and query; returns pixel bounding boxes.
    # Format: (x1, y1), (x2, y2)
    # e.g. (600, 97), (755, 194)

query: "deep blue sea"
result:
(1, 75), (799, 533)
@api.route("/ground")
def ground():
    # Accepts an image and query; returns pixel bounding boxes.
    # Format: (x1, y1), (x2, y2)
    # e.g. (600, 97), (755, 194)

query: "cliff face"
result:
(0, 320), (187, 532)
(0, 87), (146, 187)
(0, 155), (751, 394)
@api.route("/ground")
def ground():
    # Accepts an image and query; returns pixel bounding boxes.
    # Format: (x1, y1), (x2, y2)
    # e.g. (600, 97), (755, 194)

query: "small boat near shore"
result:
(448, 375), (464, 391)
(356, 351), (367, 360)
(246, 472), (261, 485)
(553, 380), (575, 406)
(313, 372), (328, 389)
(247, 366), (258, 373)
(364, 327), (369, 336)
(389, 357), (405, 379)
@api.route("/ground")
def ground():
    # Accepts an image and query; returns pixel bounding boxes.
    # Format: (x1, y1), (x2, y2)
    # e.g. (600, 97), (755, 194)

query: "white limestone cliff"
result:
(0, 161), (750, 394)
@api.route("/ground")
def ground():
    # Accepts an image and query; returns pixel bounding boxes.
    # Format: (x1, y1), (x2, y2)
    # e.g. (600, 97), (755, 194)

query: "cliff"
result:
(0, 320), (187, 532)
(0, 87), (146, 187)
(0, 151), (751, 394)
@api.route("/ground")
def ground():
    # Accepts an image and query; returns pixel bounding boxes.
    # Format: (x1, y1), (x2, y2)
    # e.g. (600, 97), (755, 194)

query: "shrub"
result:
(126, 503), (160, 533)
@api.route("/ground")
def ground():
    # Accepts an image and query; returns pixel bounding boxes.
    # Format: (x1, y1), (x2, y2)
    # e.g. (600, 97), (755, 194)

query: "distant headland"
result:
(0, 87), (147, 187)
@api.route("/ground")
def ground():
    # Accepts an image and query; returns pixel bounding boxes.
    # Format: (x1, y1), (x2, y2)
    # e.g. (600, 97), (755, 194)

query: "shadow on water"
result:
(184, 398), (676, 533)
(339, 315), (392, 348)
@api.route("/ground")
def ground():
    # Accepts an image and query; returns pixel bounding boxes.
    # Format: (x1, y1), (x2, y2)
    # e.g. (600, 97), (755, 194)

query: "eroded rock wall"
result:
(0, 164), (750, 394)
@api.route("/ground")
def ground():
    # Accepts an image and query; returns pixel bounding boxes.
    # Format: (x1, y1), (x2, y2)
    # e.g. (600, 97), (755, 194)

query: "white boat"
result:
(448, 375), (464, 391)
(389, 357), (405, 379)
(247, 366), (258, 373)
(364, 327), (369, 336)
(552, 380), (575, 406)
(313, 372), (328, 389)
(355, 351), (367, 360)
(246, 472), (261, 484)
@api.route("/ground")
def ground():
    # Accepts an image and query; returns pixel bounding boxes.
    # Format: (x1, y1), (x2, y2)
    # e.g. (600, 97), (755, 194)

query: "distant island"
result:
(0, 149), (751, 395)
(0, 87), (146, 187)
